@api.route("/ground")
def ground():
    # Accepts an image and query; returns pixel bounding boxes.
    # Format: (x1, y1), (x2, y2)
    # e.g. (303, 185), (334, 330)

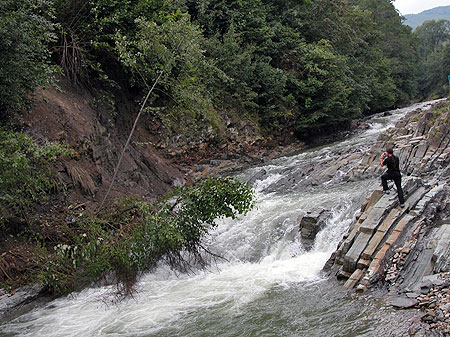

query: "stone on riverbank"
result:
(391, 296), (419, 309)
(0, 284), (48, 324)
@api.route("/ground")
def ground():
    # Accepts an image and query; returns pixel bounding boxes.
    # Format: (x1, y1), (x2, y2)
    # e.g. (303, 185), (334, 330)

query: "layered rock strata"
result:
(323, 99), (450, 336)
(297, 208), (331, 251)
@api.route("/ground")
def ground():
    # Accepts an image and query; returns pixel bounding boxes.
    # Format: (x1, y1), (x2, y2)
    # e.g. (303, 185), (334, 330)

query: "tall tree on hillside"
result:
(414, 19), (450, 98)
(415, 19), (450, 58)
(0, 0), (57, 121)
(349, 0), (418, 107)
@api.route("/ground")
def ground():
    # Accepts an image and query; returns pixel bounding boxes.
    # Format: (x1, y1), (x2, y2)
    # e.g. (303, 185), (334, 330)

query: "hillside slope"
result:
(23, 81), (186, 206)
(404, 6), (450, 29)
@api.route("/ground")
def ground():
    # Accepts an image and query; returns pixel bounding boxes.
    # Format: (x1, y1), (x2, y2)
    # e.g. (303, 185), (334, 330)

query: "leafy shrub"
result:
(38, 177), (254, 295)
(0, 131), (75, 220)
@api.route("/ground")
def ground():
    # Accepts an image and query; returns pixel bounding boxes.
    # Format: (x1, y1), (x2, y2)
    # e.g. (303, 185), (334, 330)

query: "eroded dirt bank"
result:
(0, 79), (302, 321)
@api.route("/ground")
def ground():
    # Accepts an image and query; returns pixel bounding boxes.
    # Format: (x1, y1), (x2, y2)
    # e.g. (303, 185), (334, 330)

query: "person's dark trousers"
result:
(381, 171), (405, 204)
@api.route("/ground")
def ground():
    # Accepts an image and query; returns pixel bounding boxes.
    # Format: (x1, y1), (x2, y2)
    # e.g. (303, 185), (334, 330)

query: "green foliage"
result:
(352, 0), (418, 106)
(0, 0), (430, 140)
(115, 13), (218, 131)
(53, 0), (222, 134)
(52, 0), (175, 85)
(414, 20), (450, 99)
(38, 177), (254, 295)
(290, 40), (355, 136)
(415, 19), (450, 58)
(182, 0), (418, 135)
(0, 0), (58, 121)
(0, 131), (74, 219)
(2, 0), (424, 140)
(49, 0), (422, 138)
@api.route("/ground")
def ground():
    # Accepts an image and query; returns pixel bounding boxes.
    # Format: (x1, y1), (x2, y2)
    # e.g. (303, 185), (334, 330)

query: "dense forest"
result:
(1, 0), (449, 138)
(0, 0), (449, 295)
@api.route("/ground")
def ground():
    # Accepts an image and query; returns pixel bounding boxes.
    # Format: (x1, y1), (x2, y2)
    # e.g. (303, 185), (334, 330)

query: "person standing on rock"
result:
(380, 148), (405, 206)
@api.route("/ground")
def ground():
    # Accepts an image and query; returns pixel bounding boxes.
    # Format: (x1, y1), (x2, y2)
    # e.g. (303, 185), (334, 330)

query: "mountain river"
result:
(0, 101), (439, 336)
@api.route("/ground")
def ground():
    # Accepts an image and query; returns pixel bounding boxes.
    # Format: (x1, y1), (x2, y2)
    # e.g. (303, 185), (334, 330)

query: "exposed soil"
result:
(24, 80), (185, 205)
(0, 78), (368, 291)
(2, 79), (187, 289)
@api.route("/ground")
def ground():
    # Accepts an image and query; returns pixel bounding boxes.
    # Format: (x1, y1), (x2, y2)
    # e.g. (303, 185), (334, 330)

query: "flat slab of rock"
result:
(0, 284), (47, 324)
(391, 296), (419, 309)
(405, 292), (419, 298)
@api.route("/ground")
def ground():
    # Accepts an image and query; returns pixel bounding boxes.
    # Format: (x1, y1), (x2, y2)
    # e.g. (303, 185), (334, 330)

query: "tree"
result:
(414, 20), (450, 99)
(114, 12), (218, 132)
(347, 0), (418, 108)
(0, 0), (57, 121)
(39, 177), (255, 295)
(414, 19), (450, 58)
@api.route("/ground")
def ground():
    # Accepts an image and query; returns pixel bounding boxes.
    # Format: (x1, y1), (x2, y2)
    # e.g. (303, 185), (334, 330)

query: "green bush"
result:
(38, 177), (254, 295)
(0, 130), (74, 220)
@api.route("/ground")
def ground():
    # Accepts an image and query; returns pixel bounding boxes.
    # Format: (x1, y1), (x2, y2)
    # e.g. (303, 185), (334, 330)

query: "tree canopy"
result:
(414, 19), (450, 99)
(0, 0), (448, 136)
(0, 0), (57, 121)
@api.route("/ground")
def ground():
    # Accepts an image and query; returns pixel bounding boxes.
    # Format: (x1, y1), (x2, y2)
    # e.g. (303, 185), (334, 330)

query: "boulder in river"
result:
(297, 208), (331, 251)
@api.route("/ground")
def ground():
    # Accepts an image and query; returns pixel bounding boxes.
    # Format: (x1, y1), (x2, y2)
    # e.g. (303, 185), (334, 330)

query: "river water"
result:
(0, 101), (439, 336)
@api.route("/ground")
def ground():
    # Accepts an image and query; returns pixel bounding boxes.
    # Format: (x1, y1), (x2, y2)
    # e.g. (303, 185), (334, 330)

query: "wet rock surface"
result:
(297, 208), (331, 251)
(323, 99), (450, 335)
(0, 284), (51, 324)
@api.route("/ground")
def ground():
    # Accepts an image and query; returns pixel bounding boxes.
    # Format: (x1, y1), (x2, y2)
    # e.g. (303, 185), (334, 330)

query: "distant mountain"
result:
(403, 5), (450, 30)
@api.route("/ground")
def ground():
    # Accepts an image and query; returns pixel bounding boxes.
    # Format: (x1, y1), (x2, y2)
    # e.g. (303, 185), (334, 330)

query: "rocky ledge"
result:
(0, 284), (50, 324)
(320, 99), (450, 336)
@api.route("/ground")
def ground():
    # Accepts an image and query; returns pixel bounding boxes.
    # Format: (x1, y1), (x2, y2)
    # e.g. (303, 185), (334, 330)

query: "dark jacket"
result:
(383, 155), (400, 174)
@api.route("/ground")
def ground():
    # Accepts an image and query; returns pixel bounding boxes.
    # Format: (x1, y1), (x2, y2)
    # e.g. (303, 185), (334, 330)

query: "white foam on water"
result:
(2, 185), (344, 337)
(1, 100), (443, 336)
(9, 184), (363, 337)
(252, 172), (283, 193)
(2, 241), (329, 337)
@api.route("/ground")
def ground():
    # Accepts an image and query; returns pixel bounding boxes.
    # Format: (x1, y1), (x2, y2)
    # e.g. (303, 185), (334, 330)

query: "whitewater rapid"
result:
(0, 100), (440, 337)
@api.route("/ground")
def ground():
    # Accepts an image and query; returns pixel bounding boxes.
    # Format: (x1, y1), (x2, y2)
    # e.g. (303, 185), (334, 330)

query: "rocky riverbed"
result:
(1, 99), (448, 334)
(184, 98), (450, 335)
(156, 98), (450, 335)
(194, 98), (450, 335)
(320, 98), (450, 336)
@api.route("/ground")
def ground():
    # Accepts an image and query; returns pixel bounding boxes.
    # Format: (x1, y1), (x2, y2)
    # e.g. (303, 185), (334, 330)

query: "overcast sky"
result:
(393, 0), (450, 15)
